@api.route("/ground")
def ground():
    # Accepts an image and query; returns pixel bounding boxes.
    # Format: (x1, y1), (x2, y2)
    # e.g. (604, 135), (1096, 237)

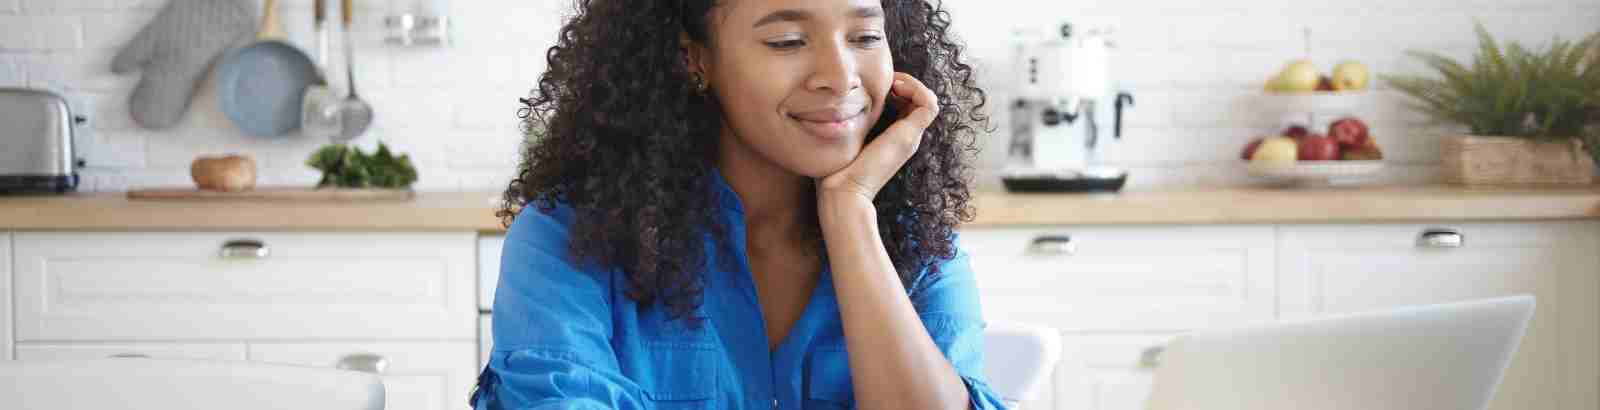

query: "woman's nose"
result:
(806, 40), (860, 96)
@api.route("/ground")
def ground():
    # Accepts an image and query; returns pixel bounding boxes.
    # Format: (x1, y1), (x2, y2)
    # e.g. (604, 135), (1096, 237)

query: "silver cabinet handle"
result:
(337, 353), (389, 374)
(220, 239), (270, 259)
(1027, 235), (1076, 256)
(1140, 345), (1164, 369)
(1417, 228), (1465, 249)
(108, 353), (151, 359)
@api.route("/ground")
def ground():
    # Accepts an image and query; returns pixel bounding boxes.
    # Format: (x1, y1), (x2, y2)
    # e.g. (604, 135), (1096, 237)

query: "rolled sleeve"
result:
(472, 206), (648, 410)
(910, 241), (1011, 410)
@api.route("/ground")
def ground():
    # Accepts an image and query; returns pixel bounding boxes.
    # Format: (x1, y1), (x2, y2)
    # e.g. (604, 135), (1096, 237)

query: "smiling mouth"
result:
(788, 107), (867, 141)
(788, 107), (867, 123)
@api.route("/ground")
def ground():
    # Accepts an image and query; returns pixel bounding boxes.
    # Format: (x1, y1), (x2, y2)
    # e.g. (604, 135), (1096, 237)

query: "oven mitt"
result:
(110, 0), (256, 130)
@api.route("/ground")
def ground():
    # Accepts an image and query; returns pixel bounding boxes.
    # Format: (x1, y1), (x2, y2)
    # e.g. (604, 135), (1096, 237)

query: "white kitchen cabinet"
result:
(958, 226), (1277, 332)
(960, 225), (1274, 410)
(1277, 222), (1600, 410)
(1, 232), (11, 360)
(479, 315), (492, 370)
(12, 231), (477, 342)
(479, 234), (504, 312)
(478, 235), (504, 371)
(247, 341), (479, 410)
(1042, 333), (1184, 410)
(962, 222), (1600, 410)
(14, 342), (247, 361)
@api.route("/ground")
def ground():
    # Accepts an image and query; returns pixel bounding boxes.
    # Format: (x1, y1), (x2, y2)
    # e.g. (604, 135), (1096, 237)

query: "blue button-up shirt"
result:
(472, 171), (1007, 409)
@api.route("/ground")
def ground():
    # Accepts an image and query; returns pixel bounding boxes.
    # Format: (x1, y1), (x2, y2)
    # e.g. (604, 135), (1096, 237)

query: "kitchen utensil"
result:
(126, 186), (415, 202)
(0, 87), (86, 194)
(1002, 21), (1134, 193)
(110, 0), (255, 130)
(216, 0), (324, 138)
(383, 0), (451, 46)
(301, 0), (343, 140)
(335, 0), (374, 142)
(1245, 160), (1385, 187)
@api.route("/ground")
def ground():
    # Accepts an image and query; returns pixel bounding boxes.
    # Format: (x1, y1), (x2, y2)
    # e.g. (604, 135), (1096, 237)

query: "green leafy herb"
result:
(305, 141), (418, 189)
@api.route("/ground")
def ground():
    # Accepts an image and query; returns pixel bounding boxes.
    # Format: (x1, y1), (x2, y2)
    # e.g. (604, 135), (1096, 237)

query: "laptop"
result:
(1145, 295), (1536, 410)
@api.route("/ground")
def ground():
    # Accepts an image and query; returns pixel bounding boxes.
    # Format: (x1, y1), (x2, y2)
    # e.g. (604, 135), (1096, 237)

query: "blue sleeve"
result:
(472, 206), (648, 410)
(908, 239), (1011, 410)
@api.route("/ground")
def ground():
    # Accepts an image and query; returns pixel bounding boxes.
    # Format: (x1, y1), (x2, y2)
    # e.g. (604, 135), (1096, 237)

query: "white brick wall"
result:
(2, 0), (1596, 192)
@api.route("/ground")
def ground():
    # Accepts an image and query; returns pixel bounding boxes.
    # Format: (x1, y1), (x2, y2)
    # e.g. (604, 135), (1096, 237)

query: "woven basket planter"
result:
(1440, 135), (1596, 186)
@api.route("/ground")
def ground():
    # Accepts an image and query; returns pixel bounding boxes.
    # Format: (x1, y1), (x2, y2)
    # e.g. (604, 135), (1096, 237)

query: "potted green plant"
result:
(1384, 23), (1600, 185)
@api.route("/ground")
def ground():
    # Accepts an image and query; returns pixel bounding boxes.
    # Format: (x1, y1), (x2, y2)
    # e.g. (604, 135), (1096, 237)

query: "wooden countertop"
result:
(972, 185), (1600, 226)
(2, 185), (1598, 231)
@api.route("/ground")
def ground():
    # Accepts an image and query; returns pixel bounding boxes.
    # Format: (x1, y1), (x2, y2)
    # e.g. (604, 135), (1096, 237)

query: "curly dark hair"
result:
(497, 0), (989, 322)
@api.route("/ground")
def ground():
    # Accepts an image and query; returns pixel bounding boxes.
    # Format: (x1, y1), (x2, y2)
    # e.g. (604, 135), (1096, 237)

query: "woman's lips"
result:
(789, 107), (866, 141)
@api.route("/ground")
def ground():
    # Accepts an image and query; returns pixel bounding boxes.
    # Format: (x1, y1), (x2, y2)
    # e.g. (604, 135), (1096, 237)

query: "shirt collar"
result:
(709, 166), (745, 215)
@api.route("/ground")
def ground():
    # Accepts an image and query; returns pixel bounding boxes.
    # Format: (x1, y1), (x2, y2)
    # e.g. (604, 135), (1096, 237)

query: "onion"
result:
(191, 154), (257, 192)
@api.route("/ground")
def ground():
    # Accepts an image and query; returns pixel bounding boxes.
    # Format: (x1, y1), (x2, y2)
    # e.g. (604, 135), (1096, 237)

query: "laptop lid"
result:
(1145, 295), (1535, 410)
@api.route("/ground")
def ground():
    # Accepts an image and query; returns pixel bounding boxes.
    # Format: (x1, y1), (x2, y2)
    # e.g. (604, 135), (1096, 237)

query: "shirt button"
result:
(772, 398), (778, 409)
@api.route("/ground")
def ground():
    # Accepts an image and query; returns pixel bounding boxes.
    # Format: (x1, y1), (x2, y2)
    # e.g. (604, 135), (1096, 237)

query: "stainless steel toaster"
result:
(1, 87), (85, 193)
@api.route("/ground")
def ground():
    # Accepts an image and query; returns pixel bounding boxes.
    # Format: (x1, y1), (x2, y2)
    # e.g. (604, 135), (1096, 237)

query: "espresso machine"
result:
(1003, 21), (1135, 193)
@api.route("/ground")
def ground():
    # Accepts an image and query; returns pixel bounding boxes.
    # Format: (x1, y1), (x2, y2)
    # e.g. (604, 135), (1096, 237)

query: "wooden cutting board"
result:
(127, 187), (416, 202)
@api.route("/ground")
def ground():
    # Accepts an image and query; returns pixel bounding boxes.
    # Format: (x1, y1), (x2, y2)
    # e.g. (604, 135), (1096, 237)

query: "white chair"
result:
(0, 357), (385, 410)
(983, 320), (1063, 409)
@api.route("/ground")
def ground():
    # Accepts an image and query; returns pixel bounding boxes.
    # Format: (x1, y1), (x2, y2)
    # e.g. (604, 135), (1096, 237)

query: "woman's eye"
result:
(766, 39), (805, 49)
(853, 34), (884, 44)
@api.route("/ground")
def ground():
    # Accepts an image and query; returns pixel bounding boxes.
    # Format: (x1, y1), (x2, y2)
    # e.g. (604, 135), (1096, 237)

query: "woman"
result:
(473, 0), (999, 408)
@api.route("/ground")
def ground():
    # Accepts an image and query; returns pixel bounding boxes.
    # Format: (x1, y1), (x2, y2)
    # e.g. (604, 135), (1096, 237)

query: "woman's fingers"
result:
(870, 74), (937, 168)
(816, 73), (941, 201)
(889, 72), (939, 129)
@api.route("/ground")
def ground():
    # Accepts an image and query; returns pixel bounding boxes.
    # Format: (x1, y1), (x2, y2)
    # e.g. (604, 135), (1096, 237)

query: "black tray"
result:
(1002, 175), (1127, 193)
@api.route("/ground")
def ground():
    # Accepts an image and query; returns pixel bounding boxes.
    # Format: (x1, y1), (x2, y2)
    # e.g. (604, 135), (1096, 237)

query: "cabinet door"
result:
(478, 235), (504, 312)
(1278, 222), (1600, 410)
(479, 314), (491, 370)
(248, 341), (479, 410)
(13, 232), (476, 341)
(15, 342), (247, 361)
(1, 232), (10, 360)
(959, 226), (1276, 332)
(1045, 333), (1182, 410)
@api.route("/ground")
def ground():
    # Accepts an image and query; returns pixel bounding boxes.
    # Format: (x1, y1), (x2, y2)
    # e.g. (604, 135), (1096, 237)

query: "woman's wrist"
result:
(816, 189), (877, 226)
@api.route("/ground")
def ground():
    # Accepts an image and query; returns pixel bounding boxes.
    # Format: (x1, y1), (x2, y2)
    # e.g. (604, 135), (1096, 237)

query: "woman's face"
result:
(692, 0), (895, 178)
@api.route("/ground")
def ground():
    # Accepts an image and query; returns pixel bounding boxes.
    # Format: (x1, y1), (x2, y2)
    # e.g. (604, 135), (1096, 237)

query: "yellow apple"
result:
(1332, 60), (1369, 91)
(1263, 74), (1286, 92)
(1277, 59), (1320, 93)
(1251, 136), (1299, 164)
(191, 154), (257, 192)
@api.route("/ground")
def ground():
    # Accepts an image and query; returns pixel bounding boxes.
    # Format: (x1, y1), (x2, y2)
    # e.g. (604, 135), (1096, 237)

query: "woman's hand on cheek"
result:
(816, 72), (939, 204)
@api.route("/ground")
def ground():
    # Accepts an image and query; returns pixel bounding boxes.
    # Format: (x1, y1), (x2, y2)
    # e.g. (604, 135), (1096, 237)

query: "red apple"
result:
(1241, 138), (1265, 160)
(1282, 125), (1310, 139)
(1297, 133), (1341, 161)
(1315, 75), (1335, 91)
(1328, 118), (1370, 147)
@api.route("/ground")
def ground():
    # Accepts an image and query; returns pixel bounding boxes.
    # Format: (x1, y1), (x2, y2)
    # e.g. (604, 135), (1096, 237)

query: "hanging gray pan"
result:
(216, 0), (324, 137)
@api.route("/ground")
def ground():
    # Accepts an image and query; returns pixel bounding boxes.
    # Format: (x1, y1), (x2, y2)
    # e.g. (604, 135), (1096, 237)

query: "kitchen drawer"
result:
(1278, 221), (1600, 410)
(248, 341), (478, 410)
(478, 235), (504, 311)
(13, 232), (476, 342)
(15, 342), (247, 361)
(958, 226), (1276, 332)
